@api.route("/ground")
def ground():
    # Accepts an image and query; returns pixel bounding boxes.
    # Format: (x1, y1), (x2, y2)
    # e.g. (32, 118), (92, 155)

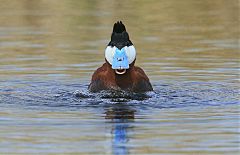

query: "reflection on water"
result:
(0, 79), (238, 154)
(0, 0), (239, 82)
(105, 105), (135, 155)
(0, 0), (239, 154)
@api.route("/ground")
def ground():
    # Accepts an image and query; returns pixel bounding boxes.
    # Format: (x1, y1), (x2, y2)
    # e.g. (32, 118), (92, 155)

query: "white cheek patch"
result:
(105, 46), (116, 65)
(105, 45), (136, 65)
(124, 45), (136, 64)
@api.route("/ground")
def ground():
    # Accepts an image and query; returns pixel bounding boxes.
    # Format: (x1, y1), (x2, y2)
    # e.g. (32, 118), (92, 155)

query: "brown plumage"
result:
(88, 21), (153, 93)
(89, 60), (153, 92)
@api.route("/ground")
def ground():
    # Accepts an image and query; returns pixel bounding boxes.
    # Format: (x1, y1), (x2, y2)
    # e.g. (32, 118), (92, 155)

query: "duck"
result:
(88, 21), (153, 93)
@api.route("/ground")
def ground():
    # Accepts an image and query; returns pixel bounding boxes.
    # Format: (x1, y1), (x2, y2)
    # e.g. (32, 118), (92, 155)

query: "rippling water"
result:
(0, 0), (239, 155)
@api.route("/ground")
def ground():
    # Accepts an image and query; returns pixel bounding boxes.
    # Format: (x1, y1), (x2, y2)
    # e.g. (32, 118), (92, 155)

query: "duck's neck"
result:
(105, 62), (133, 90)
(115, 68), (133, 89)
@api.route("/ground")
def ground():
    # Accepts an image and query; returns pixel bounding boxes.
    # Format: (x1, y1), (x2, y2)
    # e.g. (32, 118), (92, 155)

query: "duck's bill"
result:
(115, 69), (127, 75)
(111, 48), (129, 71)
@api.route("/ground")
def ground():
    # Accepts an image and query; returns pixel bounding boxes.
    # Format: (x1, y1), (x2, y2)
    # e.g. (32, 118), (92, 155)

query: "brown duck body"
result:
(88, 60), (153, 93)
(88, 21), (153, 93)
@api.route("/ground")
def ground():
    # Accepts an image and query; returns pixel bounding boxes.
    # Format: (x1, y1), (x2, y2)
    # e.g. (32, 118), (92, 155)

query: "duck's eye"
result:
(105, 46), (116, 65)
(124, 45), (136, 64)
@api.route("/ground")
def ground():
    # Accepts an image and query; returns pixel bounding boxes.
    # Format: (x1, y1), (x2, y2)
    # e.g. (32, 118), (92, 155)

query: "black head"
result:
(108, 21), (133, 50)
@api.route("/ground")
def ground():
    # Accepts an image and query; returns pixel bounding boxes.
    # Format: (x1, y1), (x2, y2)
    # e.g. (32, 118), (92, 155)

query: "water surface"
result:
(0, 0), (239, 154)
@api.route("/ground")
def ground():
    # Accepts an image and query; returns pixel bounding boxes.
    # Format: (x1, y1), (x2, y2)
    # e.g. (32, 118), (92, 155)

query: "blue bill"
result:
(112, 48), (129, 70)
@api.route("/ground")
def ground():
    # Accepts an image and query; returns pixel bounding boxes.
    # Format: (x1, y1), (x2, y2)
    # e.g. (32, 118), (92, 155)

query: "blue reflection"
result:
(105, 105), (135, 155)
(113, 120), (129, 155)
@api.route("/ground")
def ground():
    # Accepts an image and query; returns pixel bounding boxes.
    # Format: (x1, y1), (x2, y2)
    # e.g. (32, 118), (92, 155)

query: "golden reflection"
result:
(0, 0), (238, 81)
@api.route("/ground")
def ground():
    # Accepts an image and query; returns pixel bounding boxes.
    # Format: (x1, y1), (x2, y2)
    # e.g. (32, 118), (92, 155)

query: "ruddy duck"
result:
(89, 21), (153, 92)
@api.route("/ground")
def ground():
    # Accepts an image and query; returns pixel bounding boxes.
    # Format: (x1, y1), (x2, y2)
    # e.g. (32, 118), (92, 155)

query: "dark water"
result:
(0, 0), (239, 154)
(0, 78), (239, 154)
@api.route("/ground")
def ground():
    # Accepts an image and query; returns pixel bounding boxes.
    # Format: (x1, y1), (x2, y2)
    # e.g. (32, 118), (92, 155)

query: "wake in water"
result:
(74, 89), (153, 102)
(0, 79), (239, 110)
